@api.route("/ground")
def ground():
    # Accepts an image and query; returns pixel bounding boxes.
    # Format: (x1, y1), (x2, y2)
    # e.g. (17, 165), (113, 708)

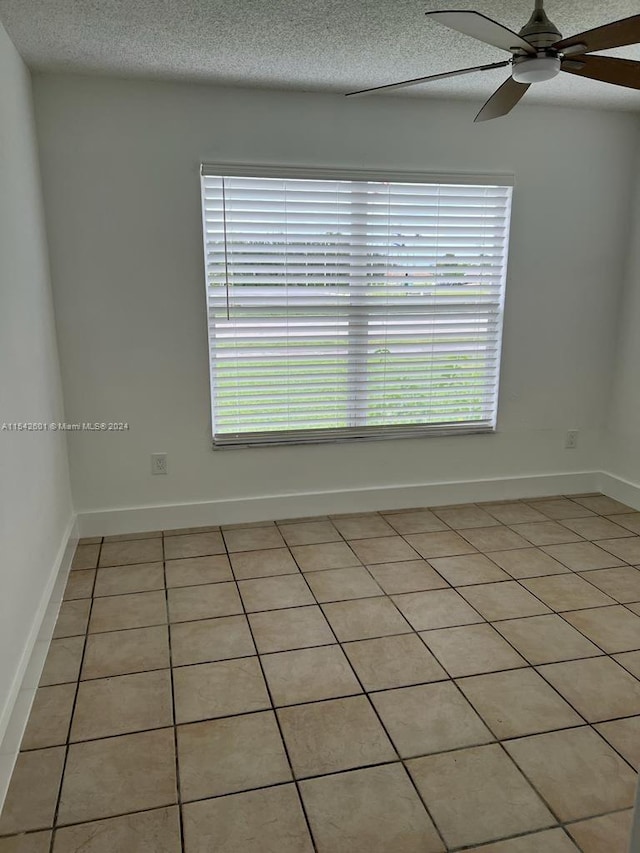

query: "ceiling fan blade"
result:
(345, 60), (510, 96)
(553, 13), (640, 54)
(561, 54), (640, 90)
(426, 11), (536, 55)
(474, 76), (529, 122)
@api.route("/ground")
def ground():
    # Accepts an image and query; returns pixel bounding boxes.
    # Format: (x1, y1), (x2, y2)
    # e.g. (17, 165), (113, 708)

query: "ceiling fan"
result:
(346, 2), (640, 121)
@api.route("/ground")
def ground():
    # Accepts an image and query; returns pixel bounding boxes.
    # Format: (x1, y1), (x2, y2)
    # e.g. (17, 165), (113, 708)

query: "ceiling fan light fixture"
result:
(512, 55), (561, 83)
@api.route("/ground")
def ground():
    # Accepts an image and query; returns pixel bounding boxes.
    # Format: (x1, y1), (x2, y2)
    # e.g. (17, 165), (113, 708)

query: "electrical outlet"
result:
(151, 453), (168, 474)
(565, 430), (579, 450)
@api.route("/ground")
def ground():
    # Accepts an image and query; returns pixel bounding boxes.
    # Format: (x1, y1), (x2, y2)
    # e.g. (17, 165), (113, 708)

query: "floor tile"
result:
(82, 625), (170, 679)
(21, 684), (75, 750)
(304, 566), (383, 602)
(78, 536), (102, 544)
(322, 597), (411, 641)
(182, 785), (314, 853)
(168, 582), (242, 621)
(173, 658), (270, 722)
(421, 623), (526, 677)
(278, 520), (342, 546)
(93, 562), (164, 597)
(89, 590), (167, 633)
(628, 601), (640, 615)
(432, 505), (500, 529)
(277, 695), (395, 778)
(366, 560), (448, 594)
(63, 569), (95, 600)
(428, 553), (510, 586)
(348, 536), (419, 564)
(393, 589), (484, 631)
(71, 543), (100, 570)
(577, 566), (640, 603)
(222, 520), (275, 530)
(459, 526), (531, 552)
(164, 525), (220, 536)
(52, 599), (91, 638)
(177, 711), (291, 801)
(562, 605), (640, 653)
(541, 541), (624, 571)
(520, 575), (615, 611)
(459, 582), (550, 620)
(103, 531), (162, 542)
(457, 668), (582, 738)
(223, 526), (285, 552)
(596, 536), (640, 563)
(504, 727), (636, 821)
(238, 574), (314, 612)
(560, 516), (633, 540)
(163, 531), (225, 560)
(229, 548), (298, 580)
(462, 829), (579, 852)
(609, 512), (640, 534)
(403, 531), (476, 558)
(528, 498), (593, 520)
(71, 669), (173, 740)
(493, 614), (602, 664)
(332, 515), (396, 540)
(566, 810), (633, 853)
(0, 831), (52, 852)
(299, 764), (444, 853)
(170, 614), (255, 665)
(165, 554), (232, 587)
(0, 748), (65, 834)
(261, 645), (361, 706)
(99, 538), (163, 567)
(52, 806), (181, 853)
(58, 728), (176, 824)
(510, 522), (583, 546)
(487, 548), (570, 579)
(372, 682), (493, 758)
(291, 541), (361, 571)
(613, 650), (640, 678)
(382, 510), (448, 535)
(482, 502), (548, 524)
(40, 636), (84, 686)
(407, 744), (554, 849)
(538, 656), (640, 722)
(595, 716), (640, 768)
(343, 633), (447, 690)
(572, 495), (632, 515)
(248, 605), (335, 653)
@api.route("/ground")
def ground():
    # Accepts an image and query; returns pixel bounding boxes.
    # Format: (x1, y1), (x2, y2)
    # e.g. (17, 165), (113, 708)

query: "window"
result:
(200, 166), (512, 448)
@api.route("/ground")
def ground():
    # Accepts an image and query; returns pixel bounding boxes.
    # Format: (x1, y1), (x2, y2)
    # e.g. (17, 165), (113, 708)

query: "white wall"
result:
(605, 129), (640, 490)
(0, 26), (74, 747)
(31, 73), (639, 522)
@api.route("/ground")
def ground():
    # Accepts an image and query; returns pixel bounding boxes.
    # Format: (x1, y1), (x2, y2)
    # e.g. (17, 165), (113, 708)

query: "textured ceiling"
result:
(1, 0), (640, 109)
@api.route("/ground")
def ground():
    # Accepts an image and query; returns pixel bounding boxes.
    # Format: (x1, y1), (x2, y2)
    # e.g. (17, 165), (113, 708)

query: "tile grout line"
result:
(161, 536), (187, 853)
(222, 533), (321, 853)
(47, 536), (103, 853)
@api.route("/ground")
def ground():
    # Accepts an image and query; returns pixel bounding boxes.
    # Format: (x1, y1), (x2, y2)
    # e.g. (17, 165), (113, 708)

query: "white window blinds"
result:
(200, 166), (512, 448)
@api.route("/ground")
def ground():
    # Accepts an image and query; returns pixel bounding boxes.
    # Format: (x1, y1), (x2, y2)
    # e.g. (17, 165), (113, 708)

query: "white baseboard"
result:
(597, 472), (640, 512)
(0, 515), (78, 811)
(78, 470), (600, 536)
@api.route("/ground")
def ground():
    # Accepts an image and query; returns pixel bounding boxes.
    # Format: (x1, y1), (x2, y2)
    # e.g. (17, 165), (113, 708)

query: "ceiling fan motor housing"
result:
(512, 1), (562, 83)
(518, 1), (562, 49)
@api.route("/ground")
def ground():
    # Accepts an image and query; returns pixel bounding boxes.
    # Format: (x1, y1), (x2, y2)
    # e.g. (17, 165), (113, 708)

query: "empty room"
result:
(2, 0), (640, 850)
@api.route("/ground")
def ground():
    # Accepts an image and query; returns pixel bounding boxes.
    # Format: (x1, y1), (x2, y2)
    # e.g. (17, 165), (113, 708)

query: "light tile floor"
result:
(1, 493), (639, 852)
